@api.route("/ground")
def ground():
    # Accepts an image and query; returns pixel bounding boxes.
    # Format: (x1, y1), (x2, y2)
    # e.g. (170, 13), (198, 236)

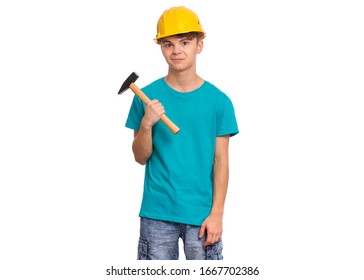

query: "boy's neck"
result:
(165, 71), (204, 92)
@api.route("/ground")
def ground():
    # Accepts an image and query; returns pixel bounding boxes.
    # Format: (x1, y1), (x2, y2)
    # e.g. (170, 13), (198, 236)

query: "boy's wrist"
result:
(141, 118), (154, 130)
(209, 209), (224, 218)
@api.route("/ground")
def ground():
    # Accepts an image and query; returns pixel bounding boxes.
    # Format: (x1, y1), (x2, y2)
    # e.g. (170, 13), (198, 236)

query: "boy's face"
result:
(160, 35), (203, 72)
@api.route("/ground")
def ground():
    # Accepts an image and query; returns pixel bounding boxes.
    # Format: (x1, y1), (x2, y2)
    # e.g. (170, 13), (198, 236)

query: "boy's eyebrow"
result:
(162, 37), (192, 44)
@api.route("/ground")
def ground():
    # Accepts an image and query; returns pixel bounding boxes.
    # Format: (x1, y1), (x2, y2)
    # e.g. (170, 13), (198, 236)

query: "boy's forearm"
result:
(199, 157), (228, 246)
(211, 159), (229, 217)
(132, 118), (153, 165)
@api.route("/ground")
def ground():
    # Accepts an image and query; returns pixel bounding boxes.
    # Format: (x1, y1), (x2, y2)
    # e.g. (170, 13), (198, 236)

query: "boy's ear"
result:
(197, 40), (204, 54)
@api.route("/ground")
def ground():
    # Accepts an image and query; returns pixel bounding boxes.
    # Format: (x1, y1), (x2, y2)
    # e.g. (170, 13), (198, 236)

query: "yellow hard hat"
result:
(154, 6), (205, 43)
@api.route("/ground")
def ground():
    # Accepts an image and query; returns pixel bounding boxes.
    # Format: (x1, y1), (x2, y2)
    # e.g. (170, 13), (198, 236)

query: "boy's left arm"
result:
(199, 135), (230, 246)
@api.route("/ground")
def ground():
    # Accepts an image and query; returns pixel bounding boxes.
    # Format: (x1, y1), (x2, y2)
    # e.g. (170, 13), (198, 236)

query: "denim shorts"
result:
(137, 217), (223, 260)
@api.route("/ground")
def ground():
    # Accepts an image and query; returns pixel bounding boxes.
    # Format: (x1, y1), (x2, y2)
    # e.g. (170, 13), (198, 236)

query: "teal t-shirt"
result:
(125, 78), (239, 225)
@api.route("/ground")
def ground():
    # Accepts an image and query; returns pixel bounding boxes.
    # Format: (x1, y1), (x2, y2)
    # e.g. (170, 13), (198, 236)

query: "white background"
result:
(1, 0), (363, 279)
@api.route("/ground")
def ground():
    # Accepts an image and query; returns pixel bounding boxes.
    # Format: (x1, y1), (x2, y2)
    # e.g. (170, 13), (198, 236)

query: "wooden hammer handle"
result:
(129, 83), (180, 135)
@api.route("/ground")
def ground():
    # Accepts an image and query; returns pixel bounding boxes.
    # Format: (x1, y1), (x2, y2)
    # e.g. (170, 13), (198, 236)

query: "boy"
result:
(125, 6), (239, 260)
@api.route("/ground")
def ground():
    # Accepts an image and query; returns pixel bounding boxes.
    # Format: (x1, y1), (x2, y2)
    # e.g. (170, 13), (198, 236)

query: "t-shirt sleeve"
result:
(216, 96), (239, 137)
(125, 95), (145, 130)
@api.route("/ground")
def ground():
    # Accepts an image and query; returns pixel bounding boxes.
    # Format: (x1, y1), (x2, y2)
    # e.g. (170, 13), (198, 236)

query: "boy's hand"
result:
(199, 214), (223, 246)
(142, 99), (165, 129)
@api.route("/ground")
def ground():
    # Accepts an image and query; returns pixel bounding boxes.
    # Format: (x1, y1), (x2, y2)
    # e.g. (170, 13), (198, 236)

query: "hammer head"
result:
(118, 72), (139, 94)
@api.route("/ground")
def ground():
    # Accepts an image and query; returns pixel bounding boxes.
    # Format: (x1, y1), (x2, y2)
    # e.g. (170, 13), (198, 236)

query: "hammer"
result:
(118, 72), (180, 135)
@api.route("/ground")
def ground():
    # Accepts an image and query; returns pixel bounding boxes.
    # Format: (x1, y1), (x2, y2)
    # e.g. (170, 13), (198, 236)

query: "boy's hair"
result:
(158, 32), (204, 44)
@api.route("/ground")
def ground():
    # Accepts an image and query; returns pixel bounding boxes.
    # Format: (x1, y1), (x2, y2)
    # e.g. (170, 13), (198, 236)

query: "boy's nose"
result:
(172, 45), (182, 53)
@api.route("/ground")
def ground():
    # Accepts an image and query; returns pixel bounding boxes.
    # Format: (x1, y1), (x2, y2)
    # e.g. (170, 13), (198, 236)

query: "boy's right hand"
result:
(142, 99), (165, 129)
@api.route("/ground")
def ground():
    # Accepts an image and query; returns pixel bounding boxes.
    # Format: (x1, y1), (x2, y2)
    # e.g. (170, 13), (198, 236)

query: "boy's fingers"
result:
(199, 223), (206, 238)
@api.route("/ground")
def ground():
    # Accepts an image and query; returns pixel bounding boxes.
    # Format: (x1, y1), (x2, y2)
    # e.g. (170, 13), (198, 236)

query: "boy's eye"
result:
(163, 43), (172, 48)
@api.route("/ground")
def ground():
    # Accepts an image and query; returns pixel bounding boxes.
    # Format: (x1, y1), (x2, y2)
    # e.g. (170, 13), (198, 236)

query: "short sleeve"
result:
(216, 97), (239, 137)
(125, 95), (145, 130)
